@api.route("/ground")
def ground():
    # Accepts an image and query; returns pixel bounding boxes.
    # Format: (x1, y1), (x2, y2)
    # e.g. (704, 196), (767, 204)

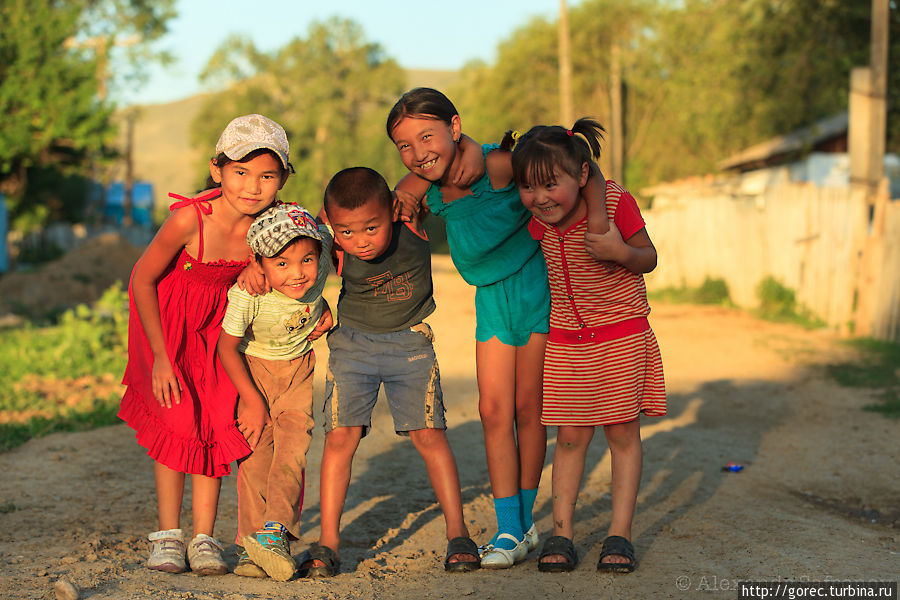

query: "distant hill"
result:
(117, 69), (459, 215)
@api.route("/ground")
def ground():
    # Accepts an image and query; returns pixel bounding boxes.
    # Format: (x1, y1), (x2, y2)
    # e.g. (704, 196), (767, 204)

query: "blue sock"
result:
(491, 495), (523, 551)
(518, 487), (538, 532)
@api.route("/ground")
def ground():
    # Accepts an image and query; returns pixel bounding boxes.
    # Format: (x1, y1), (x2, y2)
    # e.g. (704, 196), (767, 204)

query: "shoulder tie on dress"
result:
(167, 189), (221, 263)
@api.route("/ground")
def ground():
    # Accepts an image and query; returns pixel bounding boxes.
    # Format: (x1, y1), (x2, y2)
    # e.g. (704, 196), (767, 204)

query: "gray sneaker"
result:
(233, 549), (267, 578)
(243, 530), (297, 581)
(147, 529), (186, 573)
(187, 534), (228, 576)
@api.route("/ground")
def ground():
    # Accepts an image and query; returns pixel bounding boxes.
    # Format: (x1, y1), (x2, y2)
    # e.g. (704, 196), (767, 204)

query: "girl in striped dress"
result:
(508, 118), (666, 574)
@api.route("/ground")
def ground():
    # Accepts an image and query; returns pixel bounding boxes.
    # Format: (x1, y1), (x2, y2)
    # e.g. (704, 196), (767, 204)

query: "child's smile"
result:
(391, 115), (461, 184)
(519, 165), (589, 232)
(258, 237), (320, 300)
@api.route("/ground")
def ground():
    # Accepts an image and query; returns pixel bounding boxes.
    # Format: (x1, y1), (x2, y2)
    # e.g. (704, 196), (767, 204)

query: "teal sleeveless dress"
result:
(425, 144), (550, 346)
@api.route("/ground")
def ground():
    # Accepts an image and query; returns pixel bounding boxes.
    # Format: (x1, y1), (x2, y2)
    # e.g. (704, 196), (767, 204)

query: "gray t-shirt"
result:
(334, 221), (435, 333)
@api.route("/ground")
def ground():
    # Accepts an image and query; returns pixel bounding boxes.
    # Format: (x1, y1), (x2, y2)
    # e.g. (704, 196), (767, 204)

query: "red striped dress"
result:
(529, 181), (666, 426)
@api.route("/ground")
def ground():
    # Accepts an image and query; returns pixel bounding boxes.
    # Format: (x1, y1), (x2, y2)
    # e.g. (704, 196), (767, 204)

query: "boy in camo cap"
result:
(217, 203), (333, 581)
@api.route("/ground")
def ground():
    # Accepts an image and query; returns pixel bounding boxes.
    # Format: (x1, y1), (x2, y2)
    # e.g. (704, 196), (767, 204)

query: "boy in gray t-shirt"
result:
(295, 167), (480, 579)
(217, 203), (332, 581)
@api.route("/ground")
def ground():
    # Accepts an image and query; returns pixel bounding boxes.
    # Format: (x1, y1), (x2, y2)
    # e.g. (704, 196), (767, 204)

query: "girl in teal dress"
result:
(387, 88), (606, 568)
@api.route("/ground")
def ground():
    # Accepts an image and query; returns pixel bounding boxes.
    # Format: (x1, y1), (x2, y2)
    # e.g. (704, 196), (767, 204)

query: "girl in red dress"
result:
(509, 118), (666, 574)
(119, 114), (292, 575)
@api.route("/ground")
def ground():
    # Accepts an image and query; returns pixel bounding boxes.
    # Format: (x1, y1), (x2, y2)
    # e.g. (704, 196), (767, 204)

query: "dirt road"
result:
(1, 256), (897, 599)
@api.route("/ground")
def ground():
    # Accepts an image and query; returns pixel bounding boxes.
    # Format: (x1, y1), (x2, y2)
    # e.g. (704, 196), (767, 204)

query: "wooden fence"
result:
(643, 179), (900, 341)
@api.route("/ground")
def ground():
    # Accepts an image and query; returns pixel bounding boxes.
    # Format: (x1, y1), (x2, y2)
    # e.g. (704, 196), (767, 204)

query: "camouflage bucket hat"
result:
(247, 204), (323, 257)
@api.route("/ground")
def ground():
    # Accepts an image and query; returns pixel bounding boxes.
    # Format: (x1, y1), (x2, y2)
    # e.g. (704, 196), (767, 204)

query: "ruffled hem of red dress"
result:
(118, 388), (251, 478)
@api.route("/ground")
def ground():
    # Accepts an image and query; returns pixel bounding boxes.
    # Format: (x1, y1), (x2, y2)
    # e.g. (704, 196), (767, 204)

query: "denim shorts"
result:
(323, 323), (445, 436)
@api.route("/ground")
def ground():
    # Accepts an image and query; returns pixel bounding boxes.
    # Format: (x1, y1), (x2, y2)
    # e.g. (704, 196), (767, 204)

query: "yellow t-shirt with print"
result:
(221, 287), (324, 360)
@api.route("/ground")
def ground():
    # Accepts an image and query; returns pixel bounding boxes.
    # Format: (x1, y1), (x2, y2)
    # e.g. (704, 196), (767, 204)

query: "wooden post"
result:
(122, 109), (137, 228)
(610, 40), (624, 183)
(558, 0), (573, 126)
(868, 0), (889, 188)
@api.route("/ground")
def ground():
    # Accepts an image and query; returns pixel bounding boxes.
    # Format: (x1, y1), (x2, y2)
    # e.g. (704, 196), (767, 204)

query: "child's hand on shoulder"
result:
(307, 302), (334, 341)
(237, 396), (270, 450)
(237, 260), (270, 296)
(453, 135), (486, 187)
(393, 189), (421, 223)
(584, 222), (624, 271)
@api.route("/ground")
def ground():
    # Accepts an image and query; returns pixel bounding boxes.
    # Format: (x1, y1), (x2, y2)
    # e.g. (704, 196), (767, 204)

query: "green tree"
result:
(192, 17), (407, 214)
(0, 0), (174, 231)
(450, 0), (897, 189)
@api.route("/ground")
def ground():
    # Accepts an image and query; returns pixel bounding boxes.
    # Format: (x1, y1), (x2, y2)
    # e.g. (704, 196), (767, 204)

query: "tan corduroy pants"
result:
(236, 351), (315, 541)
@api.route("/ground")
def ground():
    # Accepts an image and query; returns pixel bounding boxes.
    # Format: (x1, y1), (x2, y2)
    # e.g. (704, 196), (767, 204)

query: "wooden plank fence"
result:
(642, 179), (900, 342)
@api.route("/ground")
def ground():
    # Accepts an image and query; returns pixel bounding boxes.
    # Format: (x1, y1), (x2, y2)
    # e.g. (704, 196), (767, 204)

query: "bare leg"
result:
(541, 425), (594, 564)
(514, 333), (547, 491)
(154, 461), (185, 530)
(476, 338), (519, 499)
(304, 426), (363, 568)
(408, 428), (475, 564)
(190, 474), (222, 537)
(601, 418), (642, 565)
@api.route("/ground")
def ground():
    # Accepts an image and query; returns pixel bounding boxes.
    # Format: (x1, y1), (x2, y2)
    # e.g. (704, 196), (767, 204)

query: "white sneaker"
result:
(187, 534), (228, 576)
(479, 533), (528, 569)
(147, 529), (186, 573)
(524, 524), (539, 553)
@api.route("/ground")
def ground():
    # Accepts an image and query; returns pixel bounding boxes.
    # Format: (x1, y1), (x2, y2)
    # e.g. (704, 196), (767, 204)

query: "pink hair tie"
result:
(566, 129), (574, 136)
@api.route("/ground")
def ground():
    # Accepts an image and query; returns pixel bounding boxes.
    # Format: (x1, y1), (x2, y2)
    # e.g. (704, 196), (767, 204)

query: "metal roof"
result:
(718, 111), (848, 171)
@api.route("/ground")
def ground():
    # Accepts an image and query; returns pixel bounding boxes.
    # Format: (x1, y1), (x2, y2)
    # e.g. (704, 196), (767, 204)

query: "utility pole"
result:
(122, 108), (140, 227)
(868, 0), (889, 189)
(558, 0), (573, 126)
(848, 0), (889, 196)
(610, 39), (624, 183)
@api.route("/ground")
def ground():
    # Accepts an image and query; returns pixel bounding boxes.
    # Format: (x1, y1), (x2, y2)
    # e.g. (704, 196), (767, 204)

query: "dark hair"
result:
(386, 87), (459, 140)
(254, 235), (322, 264)
(203, 148), (294, 190)
(323, 167), (393, 213)
(509, 117), (605, 187)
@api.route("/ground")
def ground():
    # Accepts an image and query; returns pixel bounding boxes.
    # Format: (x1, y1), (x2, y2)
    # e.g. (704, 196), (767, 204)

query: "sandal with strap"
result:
(596, 535), (636, 573)
(297, 544), (341, 578)
(537, 535), (578, 572)
(444, 536), (481, 572)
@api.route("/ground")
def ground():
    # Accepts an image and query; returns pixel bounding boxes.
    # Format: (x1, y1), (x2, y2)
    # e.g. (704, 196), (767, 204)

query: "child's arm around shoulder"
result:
(393, 134), (486, 221)
(583, 163), (610, 234)
(393, 175), (431, 223)
(307, 298), (334, 341)
(130, 206), (199, 408)
(484, 147), (513, 190)
(583, 191), (657, 274)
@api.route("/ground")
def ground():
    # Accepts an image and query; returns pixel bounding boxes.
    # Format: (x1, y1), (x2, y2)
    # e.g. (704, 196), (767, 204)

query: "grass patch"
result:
(0, 283), (128, 452)
(825, 338), (900, 418)
(649, 276), (734, 306)
(0, 394), (122, 453)
(754, 276), (824, 329)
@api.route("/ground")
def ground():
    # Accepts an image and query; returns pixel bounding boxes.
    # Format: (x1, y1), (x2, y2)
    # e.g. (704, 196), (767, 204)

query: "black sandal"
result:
(297, 543), (341, 578)
(444, 536), (481, 572)
(596, 535), (636, 573)
(538, 536), (578, 572)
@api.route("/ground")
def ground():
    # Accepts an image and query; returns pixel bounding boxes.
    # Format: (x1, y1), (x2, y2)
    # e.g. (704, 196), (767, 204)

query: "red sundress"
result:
(118, 190), (251, 477)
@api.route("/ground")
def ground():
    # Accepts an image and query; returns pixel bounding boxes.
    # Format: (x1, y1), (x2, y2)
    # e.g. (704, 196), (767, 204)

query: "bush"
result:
(754, 276), (824, 328)
(694, 277), (731, 305)
(648, 277), (732, 306)
(0, 282), (129, 452)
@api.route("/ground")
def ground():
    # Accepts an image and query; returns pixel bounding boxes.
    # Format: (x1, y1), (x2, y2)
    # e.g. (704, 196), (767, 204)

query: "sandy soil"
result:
(0, 256), (897, 600)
